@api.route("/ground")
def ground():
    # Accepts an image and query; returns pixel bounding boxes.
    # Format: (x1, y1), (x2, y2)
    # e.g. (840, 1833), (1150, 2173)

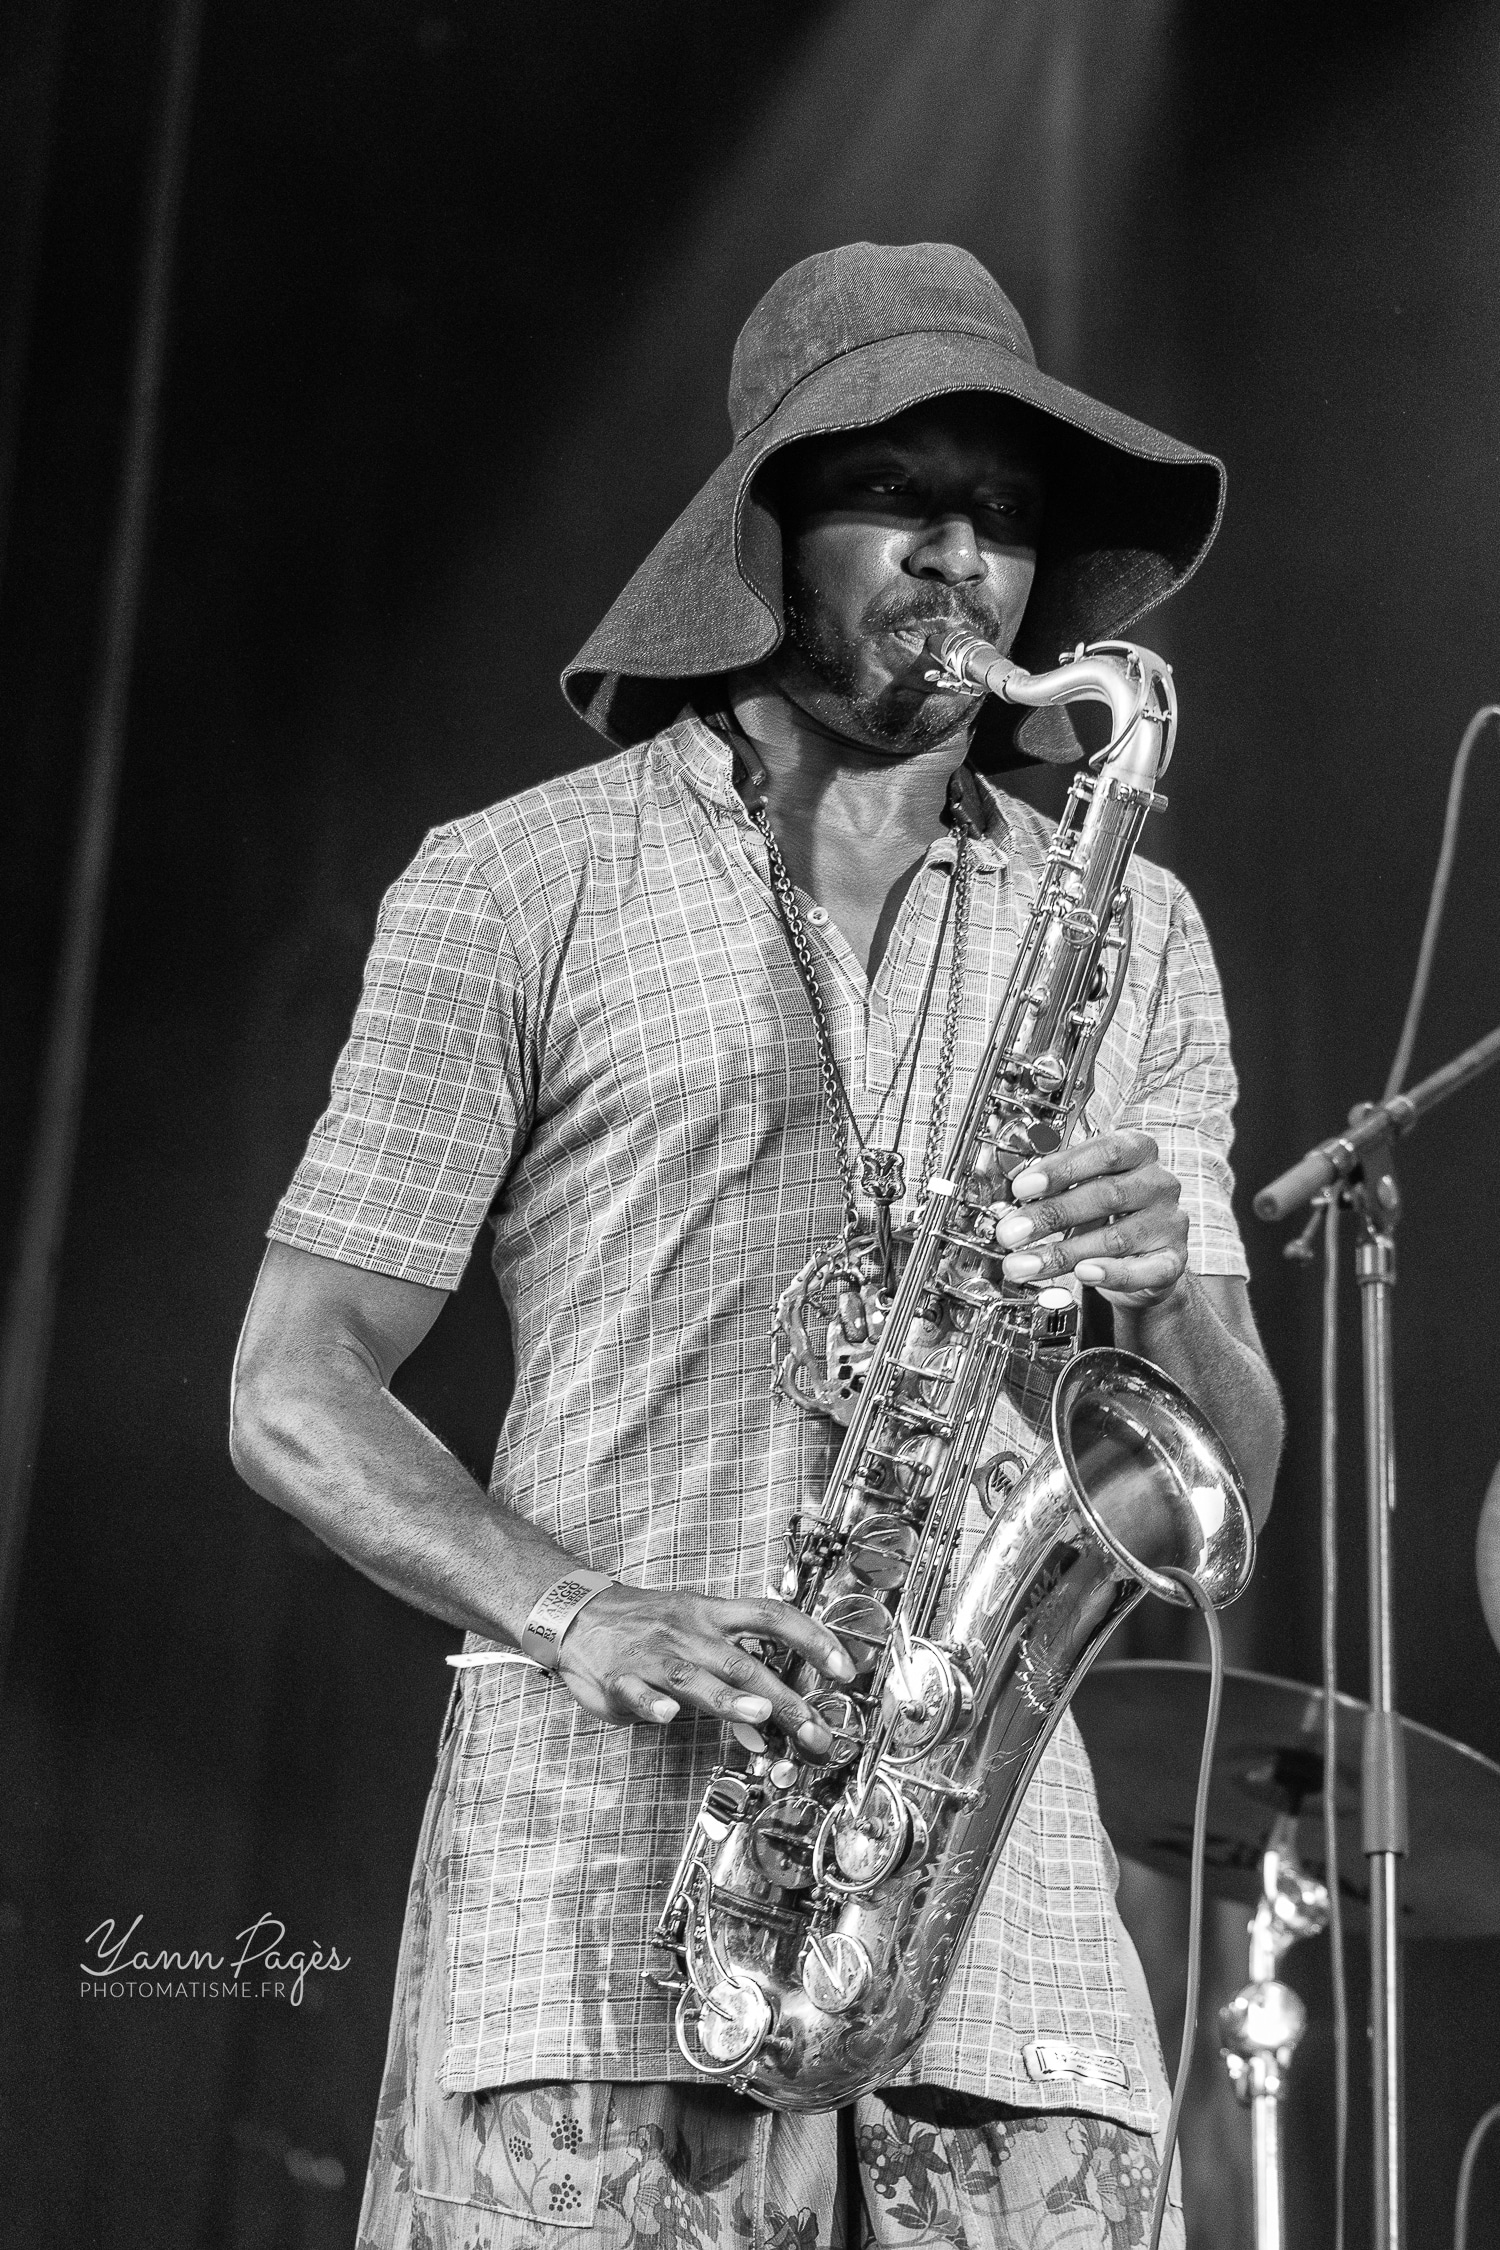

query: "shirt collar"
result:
(659, 710), (1010, 873)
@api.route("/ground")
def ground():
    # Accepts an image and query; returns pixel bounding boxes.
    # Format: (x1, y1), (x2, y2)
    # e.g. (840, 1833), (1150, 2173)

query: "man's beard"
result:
(780, 575), (998, 751)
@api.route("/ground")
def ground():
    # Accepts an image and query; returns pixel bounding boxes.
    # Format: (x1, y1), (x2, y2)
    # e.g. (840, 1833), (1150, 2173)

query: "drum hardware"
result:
(1218, 1813), (1329, 2250)
(1073, 1663), (1500, 1941)
(1074, 1661), (1500, 2250)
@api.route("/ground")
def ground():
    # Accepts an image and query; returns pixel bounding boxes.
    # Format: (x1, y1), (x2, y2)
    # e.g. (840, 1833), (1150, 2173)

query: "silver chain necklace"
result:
(752, 805), (972, 1251)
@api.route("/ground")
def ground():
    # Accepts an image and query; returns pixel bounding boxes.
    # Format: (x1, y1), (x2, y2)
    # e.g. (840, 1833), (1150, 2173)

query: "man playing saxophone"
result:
(231, 241), (1284, 2247)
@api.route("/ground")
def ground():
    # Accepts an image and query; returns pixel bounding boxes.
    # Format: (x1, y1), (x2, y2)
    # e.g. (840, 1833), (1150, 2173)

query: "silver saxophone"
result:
(651, 632), (1256, 2109)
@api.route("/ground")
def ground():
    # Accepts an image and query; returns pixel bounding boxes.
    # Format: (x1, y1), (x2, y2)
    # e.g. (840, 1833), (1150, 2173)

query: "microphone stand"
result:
(1254, 1021), (1500, 2250)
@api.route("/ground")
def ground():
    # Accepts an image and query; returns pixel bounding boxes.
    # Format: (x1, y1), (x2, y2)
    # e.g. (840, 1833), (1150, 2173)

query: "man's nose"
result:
(908, 512), (986, 584)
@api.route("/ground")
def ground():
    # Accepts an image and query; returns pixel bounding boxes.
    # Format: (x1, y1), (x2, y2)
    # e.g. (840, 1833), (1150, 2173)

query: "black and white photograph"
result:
(2, 4), (1499, 2246)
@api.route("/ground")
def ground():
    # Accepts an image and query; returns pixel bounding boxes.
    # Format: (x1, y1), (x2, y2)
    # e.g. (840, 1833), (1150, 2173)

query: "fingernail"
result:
(994, 1211), (1035, 1248)
(827, 1648), (856, 1681)
(1075, 1261), (1106, 1284)
(1003, 1251), (1044, 1279)
(652, 1698), (679, 1722)
(1011, 1166), (1049, 1200)
(733, 1695), (773, 1721)
(797, 1720), (834, 1752)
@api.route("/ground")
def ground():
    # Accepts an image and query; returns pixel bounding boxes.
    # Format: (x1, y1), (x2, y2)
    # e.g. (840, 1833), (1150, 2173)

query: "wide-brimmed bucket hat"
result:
(562, 241), (1225, 769)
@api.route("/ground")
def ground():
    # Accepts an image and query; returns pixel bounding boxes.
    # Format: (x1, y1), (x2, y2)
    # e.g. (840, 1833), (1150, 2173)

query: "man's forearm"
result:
(230, 1248), (856, 1746)
(231, 1335), (582, 1643)
(1113, 1273), (1284, 1531)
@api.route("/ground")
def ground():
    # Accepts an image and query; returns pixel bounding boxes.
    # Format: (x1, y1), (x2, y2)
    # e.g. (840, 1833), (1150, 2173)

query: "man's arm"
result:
(230, 1242), (851, 1743)
(1114, 1271), (1283, 1533)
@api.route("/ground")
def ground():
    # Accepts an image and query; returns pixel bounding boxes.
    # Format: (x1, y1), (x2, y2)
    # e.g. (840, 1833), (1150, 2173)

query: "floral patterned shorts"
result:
(357, 1739), (1182, 2250)
(358, 2074), (1183, 2250)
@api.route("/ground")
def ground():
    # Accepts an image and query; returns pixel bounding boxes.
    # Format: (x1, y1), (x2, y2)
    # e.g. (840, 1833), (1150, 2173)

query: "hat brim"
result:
(563, 330), (1224, 771)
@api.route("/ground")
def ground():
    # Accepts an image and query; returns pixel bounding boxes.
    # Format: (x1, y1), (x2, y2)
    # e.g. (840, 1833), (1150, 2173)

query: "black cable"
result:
(1286, 705), (1500, 2243)
(1145, 1570), (1225, 2250)
(1321, 1194), (1349, 2250)
(1455, 2104), (1500, 2250)
(1382, 705), (1500, 1101)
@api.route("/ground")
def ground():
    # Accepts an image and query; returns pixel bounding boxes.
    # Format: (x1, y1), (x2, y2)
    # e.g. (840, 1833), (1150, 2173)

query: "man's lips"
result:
(882, 619), (998, 685)
(884, 617), (996, 655)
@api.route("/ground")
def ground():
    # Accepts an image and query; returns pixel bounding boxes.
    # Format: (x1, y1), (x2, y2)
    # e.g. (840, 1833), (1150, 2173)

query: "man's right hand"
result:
(555, 1587), (856, 1756)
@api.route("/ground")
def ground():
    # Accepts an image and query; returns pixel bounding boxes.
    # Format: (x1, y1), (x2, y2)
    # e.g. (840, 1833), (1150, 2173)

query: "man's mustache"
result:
(862, 589), (1000, 643)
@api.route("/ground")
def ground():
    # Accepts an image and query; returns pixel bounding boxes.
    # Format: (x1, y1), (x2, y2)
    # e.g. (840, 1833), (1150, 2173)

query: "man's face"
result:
(768, 395), (1045, 755)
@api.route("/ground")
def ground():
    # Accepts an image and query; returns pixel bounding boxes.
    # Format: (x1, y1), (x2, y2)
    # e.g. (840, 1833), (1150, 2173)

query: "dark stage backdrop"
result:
(2, 3), (1498, 2245)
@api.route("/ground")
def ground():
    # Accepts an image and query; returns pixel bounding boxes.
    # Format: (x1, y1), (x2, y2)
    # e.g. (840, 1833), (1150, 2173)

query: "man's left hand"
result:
(993, 1129), (1188, 1311)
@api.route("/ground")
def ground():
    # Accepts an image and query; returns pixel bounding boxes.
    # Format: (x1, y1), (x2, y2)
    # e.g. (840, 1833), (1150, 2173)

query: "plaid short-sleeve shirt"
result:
(270, 715), (1248, 2130)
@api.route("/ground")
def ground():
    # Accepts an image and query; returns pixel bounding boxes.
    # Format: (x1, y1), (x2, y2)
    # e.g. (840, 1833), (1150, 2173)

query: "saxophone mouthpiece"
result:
(920, 629), (1025, 700)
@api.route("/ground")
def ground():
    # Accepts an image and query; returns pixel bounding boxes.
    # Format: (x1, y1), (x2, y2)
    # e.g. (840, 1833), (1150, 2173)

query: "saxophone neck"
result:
(924, 631), (1177, 790)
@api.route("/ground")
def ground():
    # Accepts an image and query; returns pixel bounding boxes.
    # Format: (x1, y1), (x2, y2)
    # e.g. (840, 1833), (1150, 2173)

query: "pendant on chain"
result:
(859, 1146), (906, 1205)
(753, 795), (973, 1430)
(771, 1230), (896, 1427)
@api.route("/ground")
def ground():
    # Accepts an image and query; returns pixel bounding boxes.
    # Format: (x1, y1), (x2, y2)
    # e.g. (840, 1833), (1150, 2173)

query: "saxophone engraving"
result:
(651, 634), (1256, 2109)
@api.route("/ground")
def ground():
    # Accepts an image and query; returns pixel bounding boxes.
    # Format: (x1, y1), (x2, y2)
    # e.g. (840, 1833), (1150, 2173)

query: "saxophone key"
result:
(816, 1775), (920, 1891)
(804, 1689), (864, 1767)
(882, 1642), (973, 1758)
(817, 1591), (891, 1677)
(858, 1437), (943, 1496)
(844, 1511), (919, 1587)
(683, 1979), (774, 2069)
(703, 1773), (758, 1825)
(749, 1795), (823, 1889)
(799, 1930), (873, 2016)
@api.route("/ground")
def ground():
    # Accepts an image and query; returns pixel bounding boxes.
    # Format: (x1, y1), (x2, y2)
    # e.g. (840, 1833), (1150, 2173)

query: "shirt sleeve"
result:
(1116, 876), (1250, 1281)
(268, 823), (539, 1289)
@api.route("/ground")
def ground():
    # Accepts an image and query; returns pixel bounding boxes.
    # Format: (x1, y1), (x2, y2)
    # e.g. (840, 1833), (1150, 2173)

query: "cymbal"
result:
(1071, 1661), (1500, 1942)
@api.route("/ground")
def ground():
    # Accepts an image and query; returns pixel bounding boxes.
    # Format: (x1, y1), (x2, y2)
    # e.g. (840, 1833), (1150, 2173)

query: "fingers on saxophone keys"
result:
(716, 1650), (836, 1752)
(1075, 1248), (1185, 1296)
(1022, 1130), (1155, 1190)
(1000, 1228), (1071, 1281)
(725, 1596), (857, 1684)
(997, 1168), (1146, 1251)
(1004, 1211), (1134, 1283)
(611, 1674), (680, 1725)
(667, 1642), (835, 1754)
(660, 1657), (774, 1726)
